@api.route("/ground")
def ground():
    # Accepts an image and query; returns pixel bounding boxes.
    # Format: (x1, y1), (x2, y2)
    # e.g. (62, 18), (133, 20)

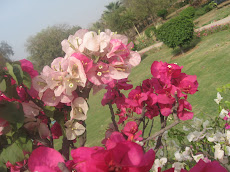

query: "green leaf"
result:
(0, 142), (24, 165)
(23, 71), (32, 89)
(0, 102), (24, 123)
(0, 160), (7, 172)
(44, 106), (56, 118)
(6, 63), (18, 84)
(13, 64), (23, 85)
(4, 78), (19, 99)
(0, 79), (6, 92)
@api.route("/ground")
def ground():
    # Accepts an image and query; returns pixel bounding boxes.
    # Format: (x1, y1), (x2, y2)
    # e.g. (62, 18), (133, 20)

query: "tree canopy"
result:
(0, 41), (14, 68)
(25, 24), (81, 71)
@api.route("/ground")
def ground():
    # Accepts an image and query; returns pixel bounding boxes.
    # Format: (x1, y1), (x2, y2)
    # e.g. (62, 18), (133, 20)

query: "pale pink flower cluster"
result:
(61, 29), (141, 84)
(31, 29), (140, 140)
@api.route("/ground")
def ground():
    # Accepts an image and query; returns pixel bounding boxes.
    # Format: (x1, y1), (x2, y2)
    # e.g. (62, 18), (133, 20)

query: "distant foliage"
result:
(157, 9), (168, 20)
(180, 6), (196, 19)
(0, 41), (13, 68)
(26, 24), (81, 71)
(145, 26), (156, 38)
(156, 15), (194, 49)
(0, 41), (14, 61)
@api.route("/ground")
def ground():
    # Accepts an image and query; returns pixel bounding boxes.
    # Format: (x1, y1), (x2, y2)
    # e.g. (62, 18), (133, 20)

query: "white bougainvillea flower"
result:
(187, 131), (202, 142)
(191, 117), (203, 130)
(152, 157), (167, 172)
(219, 109), (229, 119)
(67, 56), (87, 87)
(207, 131), (225, 142)
(214, 92), (223, 104)
(182, 147), (192, 161)
(214, 144), (224, 160)
(227, 130), (230, 144)
(226, 146), (230, 156)
(192, 154), (204, 162)
(70, 97), (88, 120)
(82, 31), (100, 52)
(183, 125), (189, 131)
(175, 151), (183, 161)
(65, 120), (85, 140)
(172, 162), (185, 172)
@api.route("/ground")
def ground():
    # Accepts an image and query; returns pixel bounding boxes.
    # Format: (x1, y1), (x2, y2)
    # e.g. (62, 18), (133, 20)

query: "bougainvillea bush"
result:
(0, 29), (228, 172)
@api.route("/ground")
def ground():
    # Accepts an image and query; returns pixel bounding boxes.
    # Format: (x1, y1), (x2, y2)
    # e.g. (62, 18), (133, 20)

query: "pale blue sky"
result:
(0, 0), (114, 60)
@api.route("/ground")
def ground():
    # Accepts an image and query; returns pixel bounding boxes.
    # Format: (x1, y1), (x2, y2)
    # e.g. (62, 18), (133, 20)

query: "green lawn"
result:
(194, 4), (230, 27)
(85, 30), (230, 146)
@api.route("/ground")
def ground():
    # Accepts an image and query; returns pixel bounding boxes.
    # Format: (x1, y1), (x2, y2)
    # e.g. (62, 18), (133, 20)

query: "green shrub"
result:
(157, 9), (168, 20)
(145, 26), (156, 38)
(194, 7), (206, 19)
(180, 6), (196, 19)
(156, 15), (194, 49)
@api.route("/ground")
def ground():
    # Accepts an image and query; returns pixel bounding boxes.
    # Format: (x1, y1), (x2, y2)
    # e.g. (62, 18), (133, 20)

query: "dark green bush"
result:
(157, 9), (168, 20)
(180, 6), (196, 19)
(194, 7), (206, 19)
(145, 26), (156, 38)
(156, 15), (194, 49)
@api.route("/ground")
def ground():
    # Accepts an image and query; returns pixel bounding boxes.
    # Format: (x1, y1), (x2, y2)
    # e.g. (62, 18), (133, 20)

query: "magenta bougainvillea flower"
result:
(28, 147), (64, 172)
(189, 159), (228, 172)
(69, 132), (155, 172)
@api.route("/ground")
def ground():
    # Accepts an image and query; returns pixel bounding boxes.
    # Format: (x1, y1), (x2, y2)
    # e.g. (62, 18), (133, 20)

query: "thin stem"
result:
(136, 106), (146, 126)
(61, 136), (71, 160)
(143, 92), (180, 144)
(47, 121), (54, 148)
(108, 103), (119, 131)
(58, 162), (70, 172)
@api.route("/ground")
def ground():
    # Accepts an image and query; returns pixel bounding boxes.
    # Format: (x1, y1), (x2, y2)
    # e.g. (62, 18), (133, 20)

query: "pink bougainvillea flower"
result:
(70, 146), (105, 172)
(65, 120), (85, 140)
(125, 51), (141, 67)
(177, 99), (194, 121)
(42, 89), (61, 106)
(20, 59), (38, 78)
(109, 62), (131, 80)
(107, 39), (130, 60)
(125, 86), (148, 114)
(189, 159), (228, 172)
(106, 78), (133, 90)
(6, 159), (27, 172)
(67, 56), (87, 87)
(0, 118), (11, 135)
(21, 101), (42, 118)
(151, 61), (183, 84)
(87, 62), (113, 85)
(95, 141), (155, 172)
(51, 122), (62, 139)
(50, 57), (69, 72)
(71, 53), (93, 73)
(122, 121), (143, 141)
(178, 74), (198, 95)
(105, 132), (126, 150)
(28, 147), (65, 172)
(61, 29), (88, 57)
(70, 136), (155, 172)
(24, 117), (50, 139)
(32, 75), (48, 96)
(70, 97), (88, 120)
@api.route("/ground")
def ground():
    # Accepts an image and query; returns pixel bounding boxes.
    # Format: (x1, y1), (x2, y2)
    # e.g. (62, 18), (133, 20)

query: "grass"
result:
(194, 4), (230, 27)
(84, 30), (230, 146)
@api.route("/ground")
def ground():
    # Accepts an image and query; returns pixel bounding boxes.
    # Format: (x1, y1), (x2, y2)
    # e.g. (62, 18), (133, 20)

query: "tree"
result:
(0, 41), (14, 60)
(25, 24), (81, 71)
(156, 15), (194, 53)
(0, 41), (14, 68)
(104, 1), (122, 14)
